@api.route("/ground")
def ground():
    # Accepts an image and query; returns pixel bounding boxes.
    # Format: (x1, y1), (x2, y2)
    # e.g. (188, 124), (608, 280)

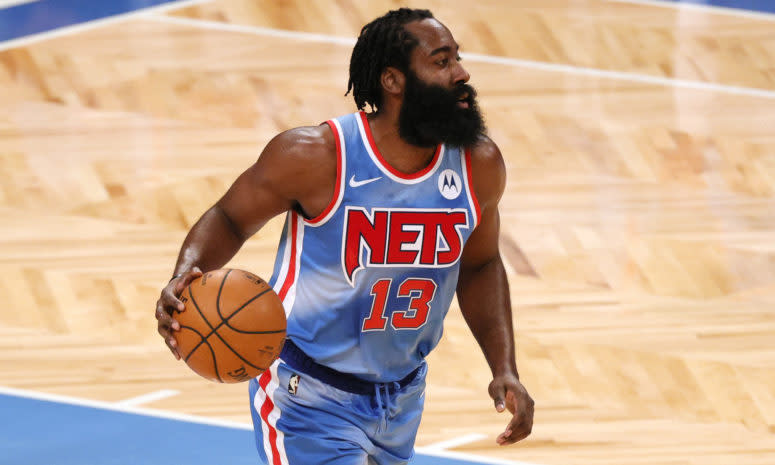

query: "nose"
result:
(453, 61), (470, 86)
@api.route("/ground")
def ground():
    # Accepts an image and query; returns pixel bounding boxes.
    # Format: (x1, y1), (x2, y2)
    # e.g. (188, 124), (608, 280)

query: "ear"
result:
(380, 66), (405, 96)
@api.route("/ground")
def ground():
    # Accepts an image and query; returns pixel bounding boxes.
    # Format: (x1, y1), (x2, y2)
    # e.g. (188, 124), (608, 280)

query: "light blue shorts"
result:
(248, 358), (427, 465)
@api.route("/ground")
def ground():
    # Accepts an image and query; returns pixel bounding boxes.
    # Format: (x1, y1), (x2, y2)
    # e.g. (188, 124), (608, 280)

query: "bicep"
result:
(460, 203), (501, 271)
(215, 131), (312, 240)
(216, 161), (294, 240)
(460, 139), (506, 270)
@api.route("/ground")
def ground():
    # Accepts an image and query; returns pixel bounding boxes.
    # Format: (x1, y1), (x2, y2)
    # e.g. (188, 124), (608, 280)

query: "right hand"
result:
(155, 267), (203, 359)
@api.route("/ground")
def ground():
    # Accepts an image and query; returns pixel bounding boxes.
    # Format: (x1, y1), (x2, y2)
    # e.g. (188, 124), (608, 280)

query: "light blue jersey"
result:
(267, 111), (480, 383)
(251, 112), (482, 465)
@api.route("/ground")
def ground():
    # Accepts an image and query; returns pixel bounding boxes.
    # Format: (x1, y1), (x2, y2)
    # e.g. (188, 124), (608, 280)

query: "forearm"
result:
(457, 254), (518, 379)
(172, 204), (247, 276)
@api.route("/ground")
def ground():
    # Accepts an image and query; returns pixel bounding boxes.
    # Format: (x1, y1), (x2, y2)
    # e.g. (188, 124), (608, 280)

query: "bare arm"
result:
(457, 137), (534, 445)
(156, 125), (337, 358)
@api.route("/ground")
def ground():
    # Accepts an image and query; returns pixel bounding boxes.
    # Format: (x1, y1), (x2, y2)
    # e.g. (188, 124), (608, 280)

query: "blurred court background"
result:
(1, 1), (774, 464)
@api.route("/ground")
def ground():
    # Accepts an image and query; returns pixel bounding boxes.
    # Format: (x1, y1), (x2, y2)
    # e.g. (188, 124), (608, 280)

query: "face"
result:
(397, 19), (485, 148)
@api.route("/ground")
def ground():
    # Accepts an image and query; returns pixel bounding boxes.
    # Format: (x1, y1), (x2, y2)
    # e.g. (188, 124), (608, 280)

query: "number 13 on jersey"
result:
(362, 278), (438, 332)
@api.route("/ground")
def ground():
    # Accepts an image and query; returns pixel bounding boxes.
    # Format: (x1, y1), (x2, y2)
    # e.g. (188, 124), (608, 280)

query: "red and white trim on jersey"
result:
(272, 212), (304, 317)
(254, 360), (289, 465)
(304, 119), (346, 227)
(462, 148), (481, 227)
(356, 111), (444, 184)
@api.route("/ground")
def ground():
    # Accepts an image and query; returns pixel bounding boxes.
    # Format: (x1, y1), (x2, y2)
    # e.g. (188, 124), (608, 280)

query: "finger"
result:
(161, 287), (186, 313)
(157, 322), (181, 359)
(156, 305), (180, 331)
(497, 427), (530, 446)
(156, 300), (175, 318)
(496, 401), (532, 444)
(497, 416), (532, 445)
(499, 414), (520, 443)
(497, 406), (534, 445)
(496, 428), (513, 445)
(175, 267), (203, 293)
(164, 336), (181, 360)
(489, 383), (507, 413)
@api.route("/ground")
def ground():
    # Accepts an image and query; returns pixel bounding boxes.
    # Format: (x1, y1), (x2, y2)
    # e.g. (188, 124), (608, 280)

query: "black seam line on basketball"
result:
(215, 268), (233, 323)
(204, 321), (277, 372)
(198, 285), (283, 335)
(187, 275), (282, 371)
(205, 287), (284, 371)
(193, 282), (280, 371)
(207, 285), (283, 335)
(184, 285), (219, 361)
(180, 323), (222, 382)
(188, 284), (217, 333)
(205, 338), (223, 383)
(185, 284), (239, 380)
(186, 328), (223, 383)
(181, 324), (210, 363)
(221, 288), (285, 334)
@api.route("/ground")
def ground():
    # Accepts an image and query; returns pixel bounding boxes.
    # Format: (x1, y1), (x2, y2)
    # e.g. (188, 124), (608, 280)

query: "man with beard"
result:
(155, 8), (533, 465)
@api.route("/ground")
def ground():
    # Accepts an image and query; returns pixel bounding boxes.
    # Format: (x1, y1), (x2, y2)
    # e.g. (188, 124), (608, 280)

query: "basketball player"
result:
(155, 8), (534, 464)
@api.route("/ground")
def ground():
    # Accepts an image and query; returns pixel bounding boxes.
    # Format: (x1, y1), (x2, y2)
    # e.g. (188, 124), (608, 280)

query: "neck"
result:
(366, 109), (437, 175)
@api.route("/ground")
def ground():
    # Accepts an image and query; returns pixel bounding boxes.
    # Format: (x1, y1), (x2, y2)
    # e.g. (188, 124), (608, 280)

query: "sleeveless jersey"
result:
(267, 111), (481, 382)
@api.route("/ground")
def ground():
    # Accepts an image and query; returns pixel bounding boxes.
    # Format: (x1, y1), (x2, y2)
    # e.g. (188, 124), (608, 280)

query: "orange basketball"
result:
(175, 268), (286, 383)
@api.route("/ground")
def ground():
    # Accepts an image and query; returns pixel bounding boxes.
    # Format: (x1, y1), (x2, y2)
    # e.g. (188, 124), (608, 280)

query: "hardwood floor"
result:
(1, 1), (774, 464)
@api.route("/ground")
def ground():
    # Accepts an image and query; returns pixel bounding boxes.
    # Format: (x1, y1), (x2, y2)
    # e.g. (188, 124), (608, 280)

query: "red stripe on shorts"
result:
(259, 368), (282, 465)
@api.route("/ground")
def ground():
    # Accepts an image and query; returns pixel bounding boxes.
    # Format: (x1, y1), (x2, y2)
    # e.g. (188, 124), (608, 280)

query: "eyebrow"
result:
(429, 43), (460, 56)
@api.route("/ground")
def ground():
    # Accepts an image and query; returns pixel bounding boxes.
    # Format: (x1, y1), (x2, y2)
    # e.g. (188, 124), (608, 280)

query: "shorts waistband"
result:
(279, 339), (421, 395)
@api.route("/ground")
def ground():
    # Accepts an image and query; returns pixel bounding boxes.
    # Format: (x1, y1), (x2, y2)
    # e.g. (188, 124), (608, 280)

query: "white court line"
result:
(0, 384), (543, 465)
(0, 0), (213, 52)
(115, 389), (180, 407)
(0, 0), (39, 10)
(145, 15), (775, 100)
(421, 433), (488, 452)
(148, 13), (356, 46)
(0, 384), (251, 430)
(608, 0), (775, 21)
(414, 446), (544, 465)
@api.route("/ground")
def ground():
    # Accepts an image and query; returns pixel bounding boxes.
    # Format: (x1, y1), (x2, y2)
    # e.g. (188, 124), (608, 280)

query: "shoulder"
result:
(246, 123), (338, 205)
(253, 124), (337, 184)
(261, 124), (337, 163)
(466, 135), (506, 210)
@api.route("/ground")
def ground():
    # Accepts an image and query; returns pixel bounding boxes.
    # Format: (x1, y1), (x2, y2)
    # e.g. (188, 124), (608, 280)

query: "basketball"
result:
(175, 268), (286, 383)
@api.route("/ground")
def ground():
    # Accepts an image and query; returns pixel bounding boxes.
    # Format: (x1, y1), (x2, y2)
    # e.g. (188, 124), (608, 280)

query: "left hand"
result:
(488, 374), (534, 445)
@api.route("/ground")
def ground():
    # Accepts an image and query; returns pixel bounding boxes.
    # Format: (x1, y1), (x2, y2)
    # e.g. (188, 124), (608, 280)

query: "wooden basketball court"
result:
(1, 1), (774, 464)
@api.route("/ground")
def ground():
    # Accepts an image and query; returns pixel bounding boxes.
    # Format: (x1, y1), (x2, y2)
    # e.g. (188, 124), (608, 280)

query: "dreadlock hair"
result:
(346, 8), (434, 112)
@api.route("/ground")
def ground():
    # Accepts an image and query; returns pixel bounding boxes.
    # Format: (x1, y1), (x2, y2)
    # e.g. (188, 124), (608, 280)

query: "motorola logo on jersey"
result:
(438, 169), (462, 199)
(342, 207), (470, 285)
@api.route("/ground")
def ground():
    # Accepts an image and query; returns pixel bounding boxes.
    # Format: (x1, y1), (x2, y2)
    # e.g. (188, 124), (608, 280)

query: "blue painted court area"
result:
(1, 392), (257, 465)
(0, 391), (496, 465)
(0, 0), (190, 42)
(666, 0), (775, 14)
(0, 0), (774, 49)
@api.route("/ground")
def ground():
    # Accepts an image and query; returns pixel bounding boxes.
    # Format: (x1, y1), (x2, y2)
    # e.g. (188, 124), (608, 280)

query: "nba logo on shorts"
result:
(438, 169), (462, 199)
(288, 374), (300, 395)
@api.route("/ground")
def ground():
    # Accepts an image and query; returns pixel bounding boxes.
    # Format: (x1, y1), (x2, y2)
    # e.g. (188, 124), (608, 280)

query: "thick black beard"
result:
(398, 70), (486, 148)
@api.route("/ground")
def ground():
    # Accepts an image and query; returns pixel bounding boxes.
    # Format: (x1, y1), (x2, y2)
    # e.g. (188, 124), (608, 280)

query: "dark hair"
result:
(346, 8), (434, 111)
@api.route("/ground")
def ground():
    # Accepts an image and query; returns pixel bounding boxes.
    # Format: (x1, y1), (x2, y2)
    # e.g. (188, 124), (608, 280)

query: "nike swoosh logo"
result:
(349, 175), (382, 188)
